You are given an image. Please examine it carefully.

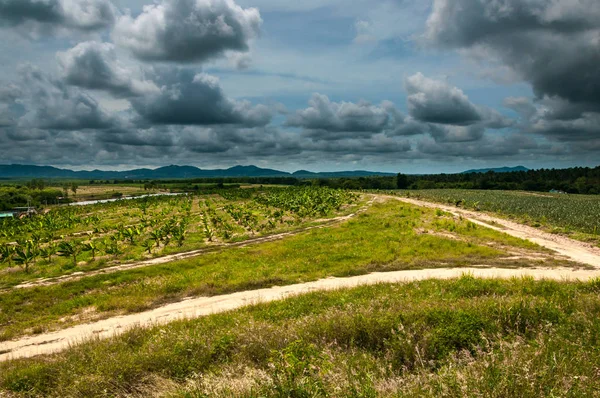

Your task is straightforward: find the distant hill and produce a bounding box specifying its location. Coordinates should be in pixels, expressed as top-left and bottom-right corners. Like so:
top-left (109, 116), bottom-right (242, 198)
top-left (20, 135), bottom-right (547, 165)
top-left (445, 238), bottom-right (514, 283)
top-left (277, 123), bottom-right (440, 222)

top-left (292, 170), bottom-right (395, 178)
top-left (461, 166), bottom-right (529, 174)
top-left (0, 164), bottom-right (394, 180)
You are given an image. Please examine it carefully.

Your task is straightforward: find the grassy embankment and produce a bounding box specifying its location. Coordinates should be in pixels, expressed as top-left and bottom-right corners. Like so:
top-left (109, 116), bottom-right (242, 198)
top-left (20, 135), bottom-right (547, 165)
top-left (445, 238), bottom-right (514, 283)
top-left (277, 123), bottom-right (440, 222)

top-left (2, 276), bottom-right (600, 396)
top-left (0, 200), bottom-right (564, 342)
top-left (395, 189), bottom-right (600, 246)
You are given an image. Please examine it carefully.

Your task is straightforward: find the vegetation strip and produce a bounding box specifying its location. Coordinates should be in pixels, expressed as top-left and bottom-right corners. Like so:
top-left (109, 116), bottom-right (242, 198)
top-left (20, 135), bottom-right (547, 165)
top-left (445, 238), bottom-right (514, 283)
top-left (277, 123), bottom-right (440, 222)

top-left (393, 189), bottom-right (600, 244)
top-left (2, 266), bottom-right (600, 362)
top-left (7, 211), bottom-right (360, 292)
top-left (3, 277), bottom-right (600, 396)
top-left (389, 195), bottom-right (600, 268)
top-left (1, 187), bottom-right (359, 288)
top-left (0, 200), bottom-right (552, 343)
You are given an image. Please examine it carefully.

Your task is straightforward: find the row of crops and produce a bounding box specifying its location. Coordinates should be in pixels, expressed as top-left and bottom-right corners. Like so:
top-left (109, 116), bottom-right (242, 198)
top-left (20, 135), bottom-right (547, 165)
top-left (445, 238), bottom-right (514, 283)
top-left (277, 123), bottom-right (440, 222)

top-left (397, 189), bottom-right (600, 235)
top-left (0, 187), bottom-right (358, 281)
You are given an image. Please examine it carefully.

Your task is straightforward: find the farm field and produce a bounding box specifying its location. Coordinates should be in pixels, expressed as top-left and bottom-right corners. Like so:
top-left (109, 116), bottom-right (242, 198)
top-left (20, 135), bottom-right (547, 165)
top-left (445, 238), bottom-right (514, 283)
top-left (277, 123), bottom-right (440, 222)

top-left (3, 277), bottom-right (600, 397)
top-left (0, 187), bottom-right (597, 398)
top-left (395, 189), bottom-right (600, 246)
top-left (0, 187), bottom-right (358, 288)
top-left (0, 195), bottom-right (570, 342)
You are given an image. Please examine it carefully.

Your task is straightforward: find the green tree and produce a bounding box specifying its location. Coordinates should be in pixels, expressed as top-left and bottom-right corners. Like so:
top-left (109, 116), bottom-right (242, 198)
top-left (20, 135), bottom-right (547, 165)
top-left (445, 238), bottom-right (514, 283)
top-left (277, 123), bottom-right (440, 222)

top-left (397, 173), bottom-right (409, 189)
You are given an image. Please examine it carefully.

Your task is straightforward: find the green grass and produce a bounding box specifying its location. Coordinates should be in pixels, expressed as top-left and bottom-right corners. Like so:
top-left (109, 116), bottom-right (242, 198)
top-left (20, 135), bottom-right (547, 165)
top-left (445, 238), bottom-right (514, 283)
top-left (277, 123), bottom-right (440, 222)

top-left (396, 190), bottom-right (600, 246)
top-left (0, 200), bottom-right (558, 342)
top-left (3, 277), bottom-right (600, 397)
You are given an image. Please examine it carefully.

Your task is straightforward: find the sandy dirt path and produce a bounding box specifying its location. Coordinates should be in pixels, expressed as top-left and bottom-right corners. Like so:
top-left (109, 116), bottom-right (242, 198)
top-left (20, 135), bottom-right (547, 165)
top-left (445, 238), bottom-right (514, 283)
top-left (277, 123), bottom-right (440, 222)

top-left (389, 196), bottom-right (600, 268)
top-left (2, 266), bottom-right (600, 361)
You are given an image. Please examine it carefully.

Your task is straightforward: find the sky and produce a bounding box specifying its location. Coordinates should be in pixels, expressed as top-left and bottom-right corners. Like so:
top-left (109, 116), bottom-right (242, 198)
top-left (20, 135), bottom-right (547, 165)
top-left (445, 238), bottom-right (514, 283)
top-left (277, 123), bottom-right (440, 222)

top-left (0, 0), bottom-right (599, 173)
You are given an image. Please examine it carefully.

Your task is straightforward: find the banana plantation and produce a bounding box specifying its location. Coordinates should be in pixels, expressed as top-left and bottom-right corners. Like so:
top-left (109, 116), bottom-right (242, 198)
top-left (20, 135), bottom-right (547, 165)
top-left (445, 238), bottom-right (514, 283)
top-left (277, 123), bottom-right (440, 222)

top-left (0, 187), bottom-right (358, 286)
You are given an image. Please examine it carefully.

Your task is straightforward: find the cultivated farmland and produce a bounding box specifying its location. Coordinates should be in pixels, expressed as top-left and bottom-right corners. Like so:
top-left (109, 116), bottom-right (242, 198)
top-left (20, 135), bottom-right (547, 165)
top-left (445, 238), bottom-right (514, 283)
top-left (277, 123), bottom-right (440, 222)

top-left (396, 189), bottom-right (600, 244)
top-left (0, 186), bottom-right (599, 398)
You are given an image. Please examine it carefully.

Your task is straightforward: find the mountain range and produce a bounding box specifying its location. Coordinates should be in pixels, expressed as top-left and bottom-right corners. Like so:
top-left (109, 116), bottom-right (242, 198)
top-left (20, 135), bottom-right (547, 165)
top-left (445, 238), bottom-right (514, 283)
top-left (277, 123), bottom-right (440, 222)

top-left (0, 164), bottom-right (397, 180)
top-left (0, 164), bottom-right (532, 180)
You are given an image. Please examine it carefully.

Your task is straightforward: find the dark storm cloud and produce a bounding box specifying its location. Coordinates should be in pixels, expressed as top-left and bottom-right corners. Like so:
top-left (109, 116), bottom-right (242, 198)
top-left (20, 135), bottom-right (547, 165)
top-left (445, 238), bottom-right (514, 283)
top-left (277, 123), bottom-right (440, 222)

top-left (404, 73), bottom-right (513, 130)
top-left (424, 0), bottom-right (600, 113)
top-left (0, 85), bottom-right (21, 127)
top-left (130, 68), bottom-right (272, 127)
top-left (286, 93), bottom-right (391, 134)
top-left (304, 134), bottom-right (411, 155)
top-left (112, 0), bottom-right (261, 63)
top-left (504, 96), bottom-right (600, 143)
top-left (405, 72), bottom-right (482, 125)
top-left (96, 127), bottom-right (175, 147)
top-left (0, 0), bottom-right (117, 35)
top-left (11, 64), bottom-right (115, 131)
top-left (417, 133), bottom-right (538, 158)
top-left (57, 41), bottom-right (158, 97)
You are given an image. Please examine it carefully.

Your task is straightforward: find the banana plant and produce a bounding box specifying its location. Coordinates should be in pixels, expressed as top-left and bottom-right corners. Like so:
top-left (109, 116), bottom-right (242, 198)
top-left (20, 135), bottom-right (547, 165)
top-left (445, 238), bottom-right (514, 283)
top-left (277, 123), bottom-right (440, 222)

top-left (122, 227), bottom-right (141, 245)
top-left (103, 237), bottom-right (121, 256)
top-left (57, 241), bottom-right (82, 268)
top-left (40, 243), bottom-right (57, 262)
top-left (14, 240), bottom-right (40, 273)
top-left (149, 230), bottom-right (162, 248)
top-left (81, 241), bottom-right (100, 260)
top-left (0, 244), bottom-right (15, 268)
top-left (173, 225), bottom-right (186, 247)
top-left (141, 239), bottom-right (154, 254)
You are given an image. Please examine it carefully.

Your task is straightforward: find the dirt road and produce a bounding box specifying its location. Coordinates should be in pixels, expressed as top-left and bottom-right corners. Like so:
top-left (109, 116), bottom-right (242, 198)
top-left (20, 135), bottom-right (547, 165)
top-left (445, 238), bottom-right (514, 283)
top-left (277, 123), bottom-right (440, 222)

top-left (2, 266), bottom-right (599, 361)
top-left (389, 196), bottom-right (600, 268)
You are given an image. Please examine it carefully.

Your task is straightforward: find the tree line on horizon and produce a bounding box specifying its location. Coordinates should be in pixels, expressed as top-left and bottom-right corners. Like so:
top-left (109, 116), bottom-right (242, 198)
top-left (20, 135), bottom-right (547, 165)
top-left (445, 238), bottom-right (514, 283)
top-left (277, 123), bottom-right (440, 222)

top-left (1, 166), bottom-right (598, 211)
top-left (317, 166), bottom-right (600, 194)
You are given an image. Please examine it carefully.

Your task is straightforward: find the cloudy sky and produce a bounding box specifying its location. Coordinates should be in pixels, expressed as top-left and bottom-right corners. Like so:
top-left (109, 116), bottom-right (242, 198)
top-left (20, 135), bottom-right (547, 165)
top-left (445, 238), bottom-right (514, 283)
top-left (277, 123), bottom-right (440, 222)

top-left (0, 0), bottom-right (598, 173)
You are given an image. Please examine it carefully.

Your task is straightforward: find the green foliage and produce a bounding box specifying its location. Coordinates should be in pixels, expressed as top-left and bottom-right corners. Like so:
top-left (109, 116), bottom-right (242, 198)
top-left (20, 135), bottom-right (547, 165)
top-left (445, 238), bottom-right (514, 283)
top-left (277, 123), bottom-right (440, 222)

top-left (0, 200), bottom-right (541, 343)
top-left (13, 240), bottom-right (39, 273)
top-left (254, 187), bottom-right (358, 217)
top-left (404, 189), bottom-right (600, 235)
top-left (3, 278), bottom-right (600, 397)
top-left (57, 241), bottom-right (81, 268)
top-left (268, 340), bottom-right (329, 397)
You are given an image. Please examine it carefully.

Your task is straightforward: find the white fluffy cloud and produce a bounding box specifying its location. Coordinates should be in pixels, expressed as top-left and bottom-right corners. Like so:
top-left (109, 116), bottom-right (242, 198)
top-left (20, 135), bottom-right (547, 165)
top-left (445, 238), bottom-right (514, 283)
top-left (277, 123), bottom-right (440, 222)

top-left (112, 0), bottom-right (262, 63)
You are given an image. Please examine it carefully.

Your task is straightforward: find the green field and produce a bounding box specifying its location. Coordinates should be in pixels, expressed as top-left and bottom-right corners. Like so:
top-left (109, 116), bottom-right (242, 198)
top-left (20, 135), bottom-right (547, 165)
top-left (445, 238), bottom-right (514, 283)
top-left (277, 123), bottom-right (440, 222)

top-left (396, 189), bottom-right (600, 244)
top-left (0, 198), bottom-right (564, 342)
top-left (0, 187), bottom-right (594, 397)
top-left (0, 187), bottom-right (358, 288)
top-left (3, 277), bottom-right (600, 397)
